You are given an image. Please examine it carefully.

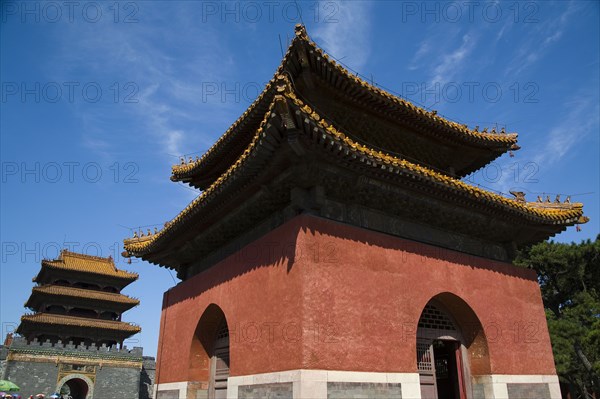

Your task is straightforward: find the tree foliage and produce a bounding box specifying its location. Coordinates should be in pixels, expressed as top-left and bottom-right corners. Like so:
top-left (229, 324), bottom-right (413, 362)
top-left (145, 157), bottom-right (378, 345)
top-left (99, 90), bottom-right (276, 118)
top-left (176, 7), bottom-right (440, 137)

top-left (515, 235), bottom-right (600, 396)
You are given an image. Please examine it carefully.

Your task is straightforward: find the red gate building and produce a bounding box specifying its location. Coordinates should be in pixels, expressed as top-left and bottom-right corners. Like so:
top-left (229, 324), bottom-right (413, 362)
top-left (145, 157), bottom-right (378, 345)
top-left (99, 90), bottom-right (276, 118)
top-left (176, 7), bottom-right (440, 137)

top-left (123, 25), bottom-right (588, 399)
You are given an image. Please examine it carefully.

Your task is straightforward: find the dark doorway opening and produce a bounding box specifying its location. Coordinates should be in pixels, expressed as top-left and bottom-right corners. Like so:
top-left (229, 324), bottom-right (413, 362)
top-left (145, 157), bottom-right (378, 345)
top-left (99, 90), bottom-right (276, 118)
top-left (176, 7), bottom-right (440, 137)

top-left (60, 377), bottom-right (89, 399)
top-left (211, 319), bottom-right (230, 399)
top-left (417, 295), bottom-right (490, 399)
top-left (433, 340), bottom-right (464, 399)
top-left (189, 304), bottom-right (231, 399)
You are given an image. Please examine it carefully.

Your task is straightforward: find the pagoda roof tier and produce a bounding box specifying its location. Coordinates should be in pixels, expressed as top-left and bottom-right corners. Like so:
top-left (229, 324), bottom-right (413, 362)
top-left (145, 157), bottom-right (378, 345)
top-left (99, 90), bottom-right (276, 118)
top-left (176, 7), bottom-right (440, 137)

top-left (171, 24), bottom-right (518, 190)
top-left (124, 83), bottom-right (587, 273)
top-left (34, 250), bottom-right (138, 287)
top-left (17, 313), bottom-right (141, 339)
top-left (25, 284), bottom-right (139, 312)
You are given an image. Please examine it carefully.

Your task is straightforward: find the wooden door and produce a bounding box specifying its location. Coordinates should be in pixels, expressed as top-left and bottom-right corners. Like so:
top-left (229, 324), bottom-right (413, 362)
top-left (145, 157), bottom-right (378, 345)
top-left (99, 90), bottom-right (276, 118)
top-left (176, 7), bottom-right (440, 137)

top-left (418, 338), bottom-right (437, 399)
top-left (210, 321), bottom-right (230, 399)
top-left (454, 342), bottom-right (467, 399)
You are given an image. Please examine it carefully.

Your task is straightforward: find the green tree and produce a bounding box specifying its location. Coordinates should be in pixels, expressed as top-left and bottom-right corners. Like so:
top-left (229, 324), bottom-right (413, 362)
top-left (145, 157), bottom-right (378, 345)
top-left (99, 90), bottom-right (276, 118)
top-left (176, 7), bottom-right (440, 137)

top-left (515, 235), bottom-right (600, 397)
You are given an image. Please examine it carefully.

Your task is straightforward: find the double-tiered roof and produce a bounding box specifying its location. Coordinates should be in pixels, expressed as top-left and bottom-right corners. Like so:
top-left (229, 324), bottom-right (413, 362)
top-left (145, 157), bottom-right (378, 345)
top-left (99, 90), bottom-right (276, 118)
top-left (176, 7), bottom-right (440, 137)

top-left (34, 249), bottom-right (138, 289)
top-left (124, 25), bottom-right (587, 277)
top-left (18, 250), bottom-right (140, 346)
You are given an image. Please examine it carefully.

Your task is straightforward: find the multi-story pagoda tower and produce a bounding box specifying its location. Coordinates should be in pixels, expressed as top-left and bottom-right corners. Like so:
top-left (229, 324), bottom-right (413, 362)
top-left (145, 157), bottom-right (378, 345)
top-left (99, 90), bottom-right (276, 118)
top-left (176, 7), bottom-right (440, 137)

top-left (17, 250), bottom-right (140, 347)
top-left (124, 25), bottom-right (588, 399)
top-left (1, 250), bottom-right (152, 398)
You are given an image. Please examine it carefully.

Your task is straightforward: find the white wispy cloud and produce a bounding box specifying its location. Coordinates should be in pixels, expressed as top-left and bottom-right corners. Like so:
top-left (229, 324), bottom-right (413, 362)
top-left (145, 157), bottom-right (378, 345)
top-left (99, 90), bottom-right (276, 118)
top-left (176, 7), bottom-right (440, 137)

top-left (406, 23), bottom-right (477, 89)
top-left (408, 40), bottom-right (432, 71)
top-left (495, 21), bottom-right (511, 42)
top-left (504, 1), bottom-right (578, 76)
top-left (48, 4), bottom-right (234, 161)
top-left (481, 89), bottom-right (599, 195)
top-left (430, 33), bottom-right (477, 85)
top-left (165, 130), bottom-right (184, 157)
top-left (312, 1), bottom-right (372, 71)
top-left (533, 93), bottom-right (599, 166)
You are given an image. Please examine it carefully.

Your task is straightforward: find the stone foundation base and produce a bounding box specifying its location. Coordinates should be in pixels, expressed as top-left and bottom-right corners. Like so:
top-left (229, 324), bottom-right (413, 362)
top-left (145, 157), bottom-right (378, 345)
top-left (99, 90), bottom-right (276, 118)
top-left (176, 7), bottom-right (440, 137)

top-left (228, 370), bottom-right (420, 398)
top-left (472, 374), bottom-right (561, 399)
top-left (155, 370), bottom-right (561, 399)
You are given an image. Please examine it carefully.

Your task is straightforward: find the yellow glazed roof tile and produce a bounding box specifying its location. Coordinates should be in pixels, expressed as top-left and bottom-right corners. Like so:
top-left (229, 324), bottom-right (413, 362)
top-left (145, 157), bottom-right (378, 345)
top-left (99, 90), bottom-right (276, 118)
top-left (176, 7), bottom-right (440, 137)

top-left (292, 24), bottom-right (516, 145)
top-left (124, 84), bottom-right (585, 256)
top-left (41, 250), bottom-right (138, 280)
top-left (171, 24), bottom-right (517, 183)
top-left (21, 313), bottom-right (141, 333)
top-left (30, 285), bottom-right (139, 305)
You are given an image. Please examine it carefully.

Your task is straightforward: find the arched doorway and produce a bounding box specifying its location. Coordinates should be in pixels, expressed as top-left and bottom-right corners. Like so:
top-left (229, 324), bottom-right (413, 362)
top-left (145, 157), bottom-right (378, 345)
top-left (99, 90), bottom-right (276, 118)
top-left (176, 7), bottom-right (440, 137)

top-left (416, 293), bottom-right (490, 399)
top-left (188, 304), bottom-right (230, 399)
top-left (59, 377), bottom-right (89, 399)
top-left (56, 374), bottom-right (94, 399)
top-left (210, 319), bottom-right (230, 399)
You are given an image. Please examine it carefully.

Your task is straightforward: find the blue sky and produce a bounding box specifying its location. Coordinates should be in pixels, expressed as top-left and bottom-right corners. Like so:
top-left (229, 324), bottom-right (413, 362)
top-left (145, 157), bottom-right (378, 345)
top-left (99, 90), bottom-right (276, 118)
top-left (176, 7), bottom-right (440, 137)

top-left (1, 1), bottom-right (598, 357)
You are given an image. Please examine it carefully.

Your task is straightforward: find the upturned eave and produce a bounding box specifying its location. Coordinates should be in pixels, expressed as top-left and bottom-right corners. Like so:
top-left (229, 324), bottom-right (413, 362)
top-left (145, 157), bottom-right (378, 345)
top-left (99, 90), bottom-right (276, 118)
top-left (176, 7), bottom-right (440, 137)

top-left (170, 24), bottom-right (518, 189)
top-left (124, 82), bottom-right (586, 268)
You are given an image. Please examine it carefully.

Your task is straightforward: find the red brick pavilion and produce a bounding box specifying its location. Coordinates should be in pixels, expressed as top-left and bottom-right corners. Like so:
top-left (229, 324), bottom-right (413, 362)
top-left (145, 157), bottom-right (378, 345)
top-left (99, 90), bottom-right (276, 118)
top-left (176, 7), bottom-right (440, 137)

top-left (123, 25), bottom-right (588, 399)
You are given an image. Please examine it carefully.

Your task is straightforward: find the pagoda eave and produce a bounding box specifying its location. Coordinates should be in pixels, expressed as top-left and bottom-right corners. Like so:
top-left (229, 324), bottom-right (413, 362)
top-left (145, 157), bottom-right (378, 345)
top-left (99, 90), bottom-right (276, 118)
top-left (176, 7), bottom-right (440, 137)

top-left (25, 286), bottom-right (139, 313)
top-left (38, 251), bottom-right (138, 281)
top-left (170, 25), bottom-right (518, 190)
top-left (124, 93), bottom-right (584, 275)
top-left (17, 314), bottom-right (140, 339)
top-left (34, 267), bottom-right (137, 289)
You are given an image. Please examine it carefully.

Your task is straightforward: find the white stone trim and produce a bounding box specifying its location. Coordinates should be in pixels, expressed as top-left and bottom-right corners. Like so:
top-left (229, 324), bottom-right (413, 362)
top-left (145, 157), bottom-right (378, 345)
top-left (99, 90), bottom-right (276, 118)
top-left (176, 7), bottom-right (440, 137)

top-left (473, 374), bottom-right (561, 399)
top-left (154, 381), bottom-right (189, 399)
top-left (158, 372), bottom-right (560, 398)
top-left (227, 369), bottom-right (421, 399)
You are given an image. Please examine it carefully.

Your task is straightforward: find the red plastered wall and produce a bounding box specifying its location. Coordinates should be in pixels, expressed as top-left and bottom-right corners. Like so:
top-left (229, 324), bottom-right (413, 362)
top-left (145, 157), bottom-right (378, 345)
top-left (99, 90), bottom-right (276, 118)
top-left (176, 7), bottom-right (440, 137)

top-left (154, 215), bottom-right (556, 383)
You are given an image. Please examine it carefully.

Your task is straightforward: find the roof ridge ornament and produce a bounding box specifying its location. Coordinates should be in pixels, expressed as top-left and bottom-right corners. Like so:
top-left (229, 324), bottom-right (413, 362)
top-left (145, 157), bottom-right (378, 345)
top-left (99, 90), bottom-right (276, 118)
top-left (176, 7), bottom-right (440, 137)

top-left (295, 23), bottom-right (308, 39)
top-left (275, 74), bottom-right (293, 94)
top-left (274, 95), bottom-right (296, 130)
top-left (509, 191), bottom-right (526, 203)
top-left (58, 249), bottom-right (114, 264)
top-left (528, 193), bottom-right (586, 213)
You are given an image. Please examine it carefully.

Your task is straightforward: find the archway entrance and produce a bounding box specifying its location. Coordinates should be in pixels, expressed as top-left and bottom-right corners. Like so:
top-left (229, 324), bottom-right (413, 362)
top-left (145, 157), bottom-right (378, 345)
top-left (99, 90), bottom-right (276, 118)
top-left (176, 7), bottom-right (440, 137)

top-left (210, 319), bottom-right (230, 399)
top-left (59, 377), bottom-right (89, 399)
top-left (188, 304), bottom-right (230, 399)
top-left (432, 339), bottom-right (464, 399)
top-left (417, 295), bottom-right (489, 399)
